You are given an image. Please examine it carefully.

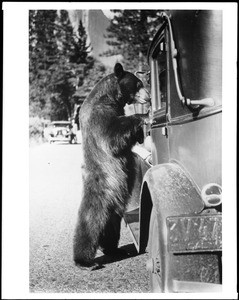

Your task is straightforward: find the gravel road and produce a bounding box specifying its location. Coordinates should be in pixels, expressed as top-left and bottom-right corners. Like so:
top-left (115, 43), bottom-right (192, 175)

top-left (29, 142), bottom-right (150, 293)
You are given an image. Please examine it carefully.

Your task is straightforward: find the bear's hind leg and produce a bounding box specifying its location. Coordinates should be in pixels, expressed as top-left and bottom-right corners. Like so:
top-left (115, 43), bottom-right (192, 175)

top-left (73, 203), bottom-right (105, 269)
top-left (73, 221), bottom-right (97, 268)
top-left (99, 211), bottom-right (121, 255)
top-left (99, 212), bottom-right (129, 257)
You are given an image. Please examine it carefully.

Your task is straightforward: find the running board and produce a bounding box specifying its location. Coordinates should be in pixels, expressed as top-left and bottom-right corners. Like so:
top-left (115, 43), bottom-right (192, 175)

top-left (123, 208), bottom-right (140, 252)
top-left (172, 280), bottom-right (222, 293)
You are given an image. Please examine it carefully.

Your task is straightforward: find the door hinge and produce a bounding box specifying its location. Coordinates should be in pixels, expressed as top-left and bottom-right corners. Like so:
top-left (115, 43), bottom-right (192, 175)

top-left (162, 126), bottom-right (168, 137)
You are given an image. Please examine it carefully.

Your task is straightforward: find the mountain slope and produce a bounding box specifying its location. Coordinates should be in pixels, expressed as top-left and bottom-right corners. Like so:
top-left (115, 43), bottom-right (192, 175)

top-left (69, 9), bottom-right (122, 68)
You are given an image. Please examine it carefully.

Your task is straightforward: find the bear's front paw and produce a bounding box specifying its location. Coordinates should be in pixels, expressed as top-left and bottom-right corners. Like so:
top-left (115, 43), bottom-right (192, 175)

top-left (135, 126), bottom-right (144, 144)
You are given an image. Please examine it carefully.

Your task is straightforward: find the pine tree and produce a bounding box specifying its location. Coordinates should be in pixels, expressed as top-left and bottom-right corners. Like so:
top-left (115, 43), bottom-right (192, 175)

top-left (50, 10), bottom-right (93, 119)
top-left (29, 10), bottom-right (58, 119)
top-left (104, 10), bottom-right (162, 71)
top-left (30, 10), bottom-right (58, 70)
top-left (29, 10), bottom-right (93, 121)
top-left (71, 20), bottom-right (90, 64)
top-left (55, 10), bottom-right (75, 59)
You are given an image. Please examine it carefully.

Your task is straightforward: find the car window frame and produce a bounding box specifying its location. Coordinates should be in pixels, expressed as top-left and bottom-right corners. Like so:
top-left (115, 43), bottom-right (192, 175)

top-left (150, 26), bottom-right (169, 127)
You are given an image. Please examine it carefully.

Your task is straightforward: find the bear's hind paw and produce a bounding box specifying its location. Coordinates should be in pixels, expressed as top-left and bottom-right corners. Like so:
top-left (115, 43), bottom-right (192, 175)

top-left (75, 261), bottom-right (104, 271)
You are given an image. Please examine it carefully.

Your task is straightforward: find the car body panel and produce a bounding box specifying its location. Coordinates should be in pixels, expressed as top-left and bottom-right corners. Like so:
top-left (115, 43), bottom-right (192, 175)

top-left (168, 113), bottom-right (222, 189)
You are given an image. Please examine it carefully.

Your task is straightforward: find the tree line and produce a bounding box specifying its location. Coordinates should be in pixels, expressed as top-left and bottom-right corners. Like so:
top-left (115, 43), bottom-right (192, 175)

top-left (29, 9), bottom-right (162, 122)
top-left (103, 10), bottom-right (163, 72)
top-left (29, 10), bottom-right (103, 122)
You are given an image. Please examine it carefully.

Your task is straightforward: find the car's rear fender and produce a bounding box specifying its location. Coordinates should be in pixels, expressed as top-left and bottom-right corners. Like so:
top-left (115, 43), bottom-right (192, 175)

top-left (138, 162), bottom-right (205, 253)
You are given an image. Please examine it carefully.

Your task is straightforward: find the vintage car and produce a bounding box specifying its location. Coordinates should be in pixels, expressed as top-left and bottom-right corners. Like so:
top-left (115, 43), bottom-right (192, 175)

top-left (124, 10), bottom-right (222, 293)
top-left (44, 121), bottom-right (76, 144)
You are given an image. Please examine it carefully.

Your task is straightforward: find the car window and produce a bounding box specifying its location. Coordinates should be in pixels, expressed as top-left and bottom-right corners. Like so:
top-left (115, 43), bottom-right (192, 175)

top-left (156, 38), bottom-right (167, 108)
top-left (150, 30), bottom-right (167, 113)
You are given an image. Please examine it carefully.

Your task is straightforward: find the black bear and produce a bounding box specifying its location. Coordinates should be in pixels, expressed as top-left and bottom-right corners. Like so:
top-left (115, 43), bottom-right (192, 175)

top-left (73, 63), bottom-right (150, 269)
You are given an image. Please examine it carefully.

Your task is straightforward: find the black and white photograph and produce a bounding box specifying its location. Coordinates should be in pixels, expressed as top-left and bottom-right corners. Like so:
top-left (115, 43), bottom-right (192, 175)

top-left (2, 2), bottom-right (237, 299)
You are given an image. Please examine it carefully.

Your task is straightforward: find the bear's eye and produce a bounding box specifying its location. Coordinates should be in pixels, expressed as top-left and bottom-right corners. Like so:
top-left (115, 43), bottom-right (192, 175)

top-left (137, 81), bottom-right (143, 89)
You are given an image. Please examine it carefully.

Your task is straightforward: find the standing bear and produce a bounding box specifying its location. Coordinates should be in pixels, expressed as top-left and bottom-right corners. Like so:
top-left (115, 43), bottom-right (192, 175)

top-left (73, 63), bottom-right (150, 269)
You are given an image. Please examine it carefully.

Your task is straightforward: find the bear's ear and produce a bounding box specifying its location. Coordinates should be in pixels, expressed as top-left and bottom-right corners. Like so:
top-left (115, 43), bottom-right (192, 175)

top-left (114, 63), bottom-right (125, 79)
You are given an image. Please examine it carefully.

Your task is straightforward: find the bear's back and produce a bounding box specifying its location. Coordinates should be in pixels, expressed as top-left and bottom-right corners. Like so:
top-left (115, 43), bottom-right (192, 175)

top-left (79, 73), bottom-right (121, 127)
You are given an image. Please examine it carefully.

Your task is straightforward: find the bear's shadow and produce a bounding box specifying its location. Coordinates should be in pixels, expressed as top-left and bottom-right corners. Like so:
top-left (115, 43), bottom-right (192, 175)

top-left (94, 243), bottom-right (142, 267)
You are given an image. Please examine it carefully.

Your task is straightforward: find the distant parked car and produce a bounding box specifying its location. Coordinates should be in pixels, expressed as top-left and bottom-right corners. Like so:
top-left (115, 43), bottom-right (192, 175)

top-left (44, 121), bottom-right (76, 144)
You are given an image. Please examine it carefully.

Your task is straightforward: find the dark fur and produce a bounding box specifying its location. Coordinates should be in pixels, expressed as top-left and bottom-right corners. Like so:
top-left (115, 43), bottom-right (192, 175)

top-left (73, 63), bottom-right (144, 268)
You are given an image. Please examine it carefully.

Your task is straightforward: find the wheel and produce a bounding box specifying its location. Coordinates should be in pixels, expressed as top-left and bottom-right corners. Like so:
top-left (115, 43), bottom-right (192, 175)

top-left (146, 209), bottom-right (164, 292)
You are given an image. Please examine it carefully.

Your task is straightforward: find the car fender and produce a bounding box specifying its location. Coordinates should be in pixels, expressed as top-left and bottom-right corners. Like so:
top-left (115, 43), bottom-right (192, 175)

top-left (138, 162), bottom-right (205, 253)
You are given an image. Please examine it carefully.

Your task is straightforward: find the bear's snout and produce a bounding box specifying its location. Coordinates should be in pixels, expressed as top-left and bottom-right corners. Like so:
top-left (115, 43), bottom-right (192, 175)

top-left (134, 88), bottom-right (151, 104)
